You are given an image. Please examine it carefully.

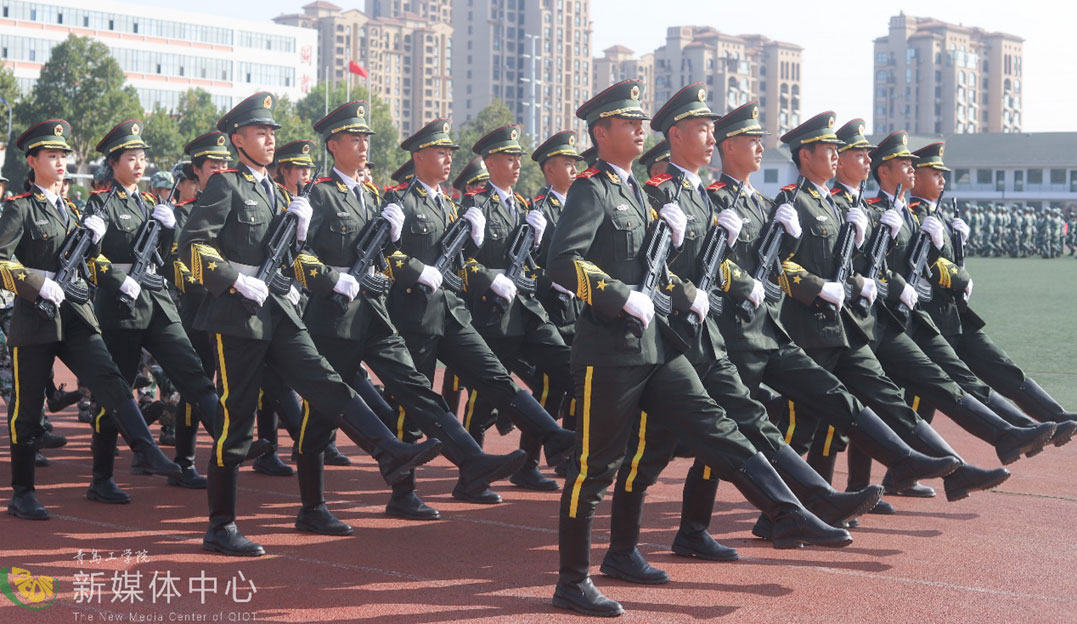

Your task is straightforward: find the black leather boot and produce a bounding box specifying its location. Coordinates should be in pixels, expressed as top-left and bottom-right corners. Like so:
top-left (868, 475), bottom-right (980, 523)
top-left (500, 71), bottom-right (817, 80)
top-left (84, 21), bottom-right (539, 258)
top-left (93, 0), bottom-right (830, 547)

top-left (8, 443), bottom-right (49, 520)
top-left (770, 446), bottom-right (882, 527)
top-left (846, 408), bottom-right (959, 491)
top-left (252, 406), bottom-right (294, 477)
top-left (984, 390), bottom-right (1073, 450)
top-left (441, 370), bottom-right (463, 416)
top-left (599, 489), bottom-right (669, 584)
top-left (905, 420), bottom-right (1011, 502)
top-left (846, 444), bottom-right (895, 515)
top-left (423, 410), bottom-right (527, 499)
top-left (112, 399), bottom-right (182, 478)
top-left (295, 451), bottom-right (353, 535)
top-left (671, 469), bottom-right (738, 561)
top-left (323, 438), bottom-right (352, 466)
top-left (944, 395), bottom-right (1054, 465)
top-left (336, 397), bottom-right (442, 486)
top-left (510, 432), bottom-right (559, 491)
top-left (202, 462), bottom-right (264, 556)
top-left (86, 429), bottom-right (130, 504)
top-left (168, 399), bottom-right (208, 489)
top-left (1012, 378), bottom-right (1077, 425)
top-left (386, 470), bottom-right (440, 520)
top-left (46, 383), bottom-right (83, 413)
top-left (504, 390), bottom-right (574, 467)
top-left (552, 514), bottom-right (624, 617)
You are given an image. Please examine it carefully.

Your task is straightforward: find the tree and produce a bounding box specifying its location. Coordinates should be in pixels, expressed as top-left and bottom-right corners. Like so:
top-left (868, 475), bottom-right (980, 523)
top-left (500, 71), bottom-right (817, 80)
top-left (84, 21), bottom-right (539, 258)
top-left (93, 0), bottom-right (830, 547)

top-left (452, 100), bottom-right (544, 197)
top-left (17, 34), bottom-right (143, 174)
top-left (0, 66), bottom-right (26, 188)
top-left (175, 88), bottom-right (225, 141)
top-left (141, 105), bottom-right (183, 171)
top-left (631, 133), bottom-right (663, 185)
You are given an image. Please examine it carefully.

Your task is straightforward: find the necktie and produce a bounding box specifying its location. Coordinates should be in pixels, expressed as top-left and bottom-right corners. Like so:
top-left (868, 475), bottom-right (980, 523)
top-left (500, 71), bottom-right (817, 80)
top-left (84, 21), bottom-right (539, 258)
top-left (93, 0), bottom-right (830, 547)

top-left (826, 194), bottom-right (842, 222)
top-left (55, 198), bottom-right (69, 228)
top-left (261, 178), bottom-right (276, 212)
top-left (434, 193), bottom-right (449, 226)
top-left (353, 185), bottom-right (367, 218)
top-left (133, 191), bottom-right (147, 219)
top-left (627, 176), bottom-right (644, 211)
top-left (697, 183), bottom-right (714, 214)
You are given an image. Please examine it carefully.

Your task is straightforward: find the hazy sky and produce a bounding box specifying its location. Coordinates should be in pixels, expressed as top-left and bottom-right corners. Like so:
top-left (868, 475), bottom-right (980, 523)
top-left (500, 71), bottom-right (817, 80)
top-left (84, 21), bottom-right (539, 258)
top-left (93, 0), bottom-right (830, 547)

top-left (168, 0), bottom-right (1074, 132)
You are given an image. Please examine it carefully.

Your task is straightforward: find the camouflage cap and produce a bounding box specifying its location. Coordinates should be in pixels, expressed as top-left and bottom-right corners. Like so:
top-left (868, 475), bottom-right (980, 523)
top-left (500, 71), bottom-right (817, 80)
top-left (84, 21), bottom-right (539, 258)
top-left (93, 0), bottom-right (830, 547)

top-left (650, 83), bottom-right (720, 135)
top-left (913, 142), bottom-right (951, 172)
top-left (96, 119), bottom-right (150, 156)
top-left (400, 118), bottom-right (459, 153)
top-left (16, 119), bottom-right (74, 153)
top-left (217, 91), bottom-right (281, 133)
top-left (150, 170), bottom-right (174, 189)
top-left (576, 79), bottom-right (649, 126)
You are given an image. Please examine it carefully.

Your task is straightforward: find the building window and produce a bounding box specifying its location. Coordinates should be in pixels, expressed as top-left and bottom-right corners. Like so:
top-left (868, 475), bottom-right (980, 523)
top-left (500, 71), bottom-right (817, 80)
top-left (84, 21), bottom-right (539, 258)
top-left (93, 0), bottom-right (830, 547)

top-left (976, 169), bottom-right (991, 185)
top-left (1027, 169), bottom-right (1043, 185)
top-left (1049, 169), bottom-right (1065, 185)
top-left (1013, 170), bottom-right (1024, 192)
top-left (953, 169), bottom-right (970, 185)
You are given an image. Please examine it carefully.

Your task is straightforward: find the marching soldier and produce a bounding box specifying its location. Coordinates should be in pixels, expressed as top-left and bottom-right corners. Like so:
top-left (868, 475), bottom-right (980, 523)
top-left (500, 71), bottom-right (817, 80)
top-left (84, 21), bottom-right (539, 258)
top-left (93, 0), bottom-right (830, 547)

top-left (178, 92), bottom-right (442, 556)
top-left (390, 159), bottom-right (415, 187)
top-left (149, 171), bottom-right (174, 205)
top-left (639, 139), bottom-right (670, 180)
top-left (1, 119), bottom-right (182, 520)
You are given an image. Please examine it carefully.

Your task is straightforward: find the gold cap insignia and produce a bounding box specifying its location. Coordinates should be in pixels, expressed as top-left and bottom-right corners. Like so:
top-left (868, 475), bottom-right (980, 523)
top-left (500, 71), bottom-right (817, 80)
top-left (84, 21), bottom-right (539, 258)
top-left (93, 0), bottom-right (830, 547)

top-left (301, 144), bottom-right (311, 154)
top-left (510, 128), bottom-right (519, 141)
top-left (131, 123), bottom-right (140, 135)
top-left (827, 116), bottom-right (835, 129)
top-left (697, 88), bottom-right (706, 102)
top-left (54, 124), bottom-right (64, 136)
top-left (568, 134), bottom-right (576, 146)
top-left (858, 124), bottom-right (865, 135)
top-left (358, 105), bottom-right (365, 118)
top-left (938, 145), bottom-right (944, 157)
top-left (751, 106), bottom-right (759, 120)
top-left (630, 85), bottom-right (641, 100)
top-left (217, 135), bottom-right (227, 146)
top-left (263, 95), bottom-right (273, 109)
top-left (442, 121), bottom-right (450, 133)
top-left (901, 134), bottom-right (908, 146)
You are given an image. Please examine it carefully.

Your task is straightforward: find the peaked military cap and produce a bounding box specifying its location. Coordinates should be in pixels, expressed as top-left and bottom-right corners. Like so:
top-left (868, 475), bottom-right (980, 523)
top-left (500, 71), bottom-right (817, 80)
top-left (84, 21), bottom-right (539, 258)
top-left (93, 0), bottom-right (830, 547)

top-left (836, 119), bottom-right (875, 152)
top-left (16, 119), bottom-right (73, 152)
top-left (651, 83), bottom-right (720, 135)
top-left (217, 91), bottom-right (281, 133)
top-left (474, 124), bottom-right (526, 157)
top-left (96, 119), bottom-right (150, 156)
top-left (580, 146), bottom-right (598, 167)
top-left (314, 100), bottom-right (373, 139)
top-left (532, 130), bottom-right (583, 164)
top-left (640, 140), bottom-right (671, 171)
top-left (576, 79), bottom-right (649, 126)
top-left (275, 139), bottom-right (317, 167)
top-left (713, 101), bottom-right (768, 141)
top-left (781, 111), bottom-right (843, 150)
top-left (400, 118), bottom-right (459, 153)
top-left (184, 131), bottom-right (232, 161)
top-left (913, 142), bottom-right (951, 171)
top-left (869, 130), bottom-right (915, 164)
top-left (390, 159), bottom-right (415, 184)
top-left (453, 156), bottom-right (489, 192)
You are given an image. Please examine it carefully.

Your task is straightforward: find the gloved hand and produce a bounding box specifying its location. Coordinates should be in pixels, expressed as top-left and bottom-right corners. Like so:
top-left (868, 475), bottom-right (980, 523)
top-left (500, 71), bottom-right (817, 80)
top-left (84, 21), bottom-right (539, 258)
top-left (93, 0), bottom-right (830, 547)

top-left (660, 203), bottom-right (687, 247)
top-left (845, 206), bottom-right (868, 248)
top-left (716, 208), bottom-right (742, 246)
top-left (690, 287), bottom-right (710, 319)
top-left (774, 203), bottom-right (802, 238)
top-left (965, 279), bottom-right (974, 302)
top-left (286, 284), bottom-right (301, 307)
top-left (951, 218), bottom-right (970, 244)
top-left (152, 204), bottom-right (177, 229)
top-left (287, 197), bottom-right (313, 241)
top-left (417, 264), bottom-right (443, 291)
top-left (84, 215), bottom-right (107, 244)
top-left (747, 278), bottom-right (765, 308)
top-left (552, 282), bottom-right (575, 298)
top-left (880, 209), bottom-right (903, 239)
top-left (333, 273), bottom-right (361, 301)
top-left (39, 277), bottom-right (65, 305)
top-left (899, 282), bottom-right (919, 309)
top-left (490, 274), bottom-right (518, 303)
top-left (819, 281), bottom-right (846, 309)
top-left (463, 206), bottom-right (486, 246)
top-left (622, 290), bottom-right (655, 329)
top-left (119, 276), bottom-right (141, 301)
top-left (233, 274), bottom-right (269, 306)
top-left (525, 210), bottom-right (547, 247)
top-left (921, 215), bottom-right (945, 249)
top-left (860, 278), bottom-right (878, 307)
top-left (382, 203), bottom-right (405, 242)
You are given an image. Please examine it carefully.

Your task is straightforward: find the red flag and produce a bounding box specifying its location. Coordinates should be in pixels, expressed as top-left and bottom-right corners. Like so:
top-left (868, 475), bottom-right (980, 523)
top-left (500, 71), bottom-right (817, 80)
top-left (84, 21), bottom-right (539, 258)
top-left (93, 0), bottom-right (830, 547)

top-left (348, 61), bottom-right (368, 78)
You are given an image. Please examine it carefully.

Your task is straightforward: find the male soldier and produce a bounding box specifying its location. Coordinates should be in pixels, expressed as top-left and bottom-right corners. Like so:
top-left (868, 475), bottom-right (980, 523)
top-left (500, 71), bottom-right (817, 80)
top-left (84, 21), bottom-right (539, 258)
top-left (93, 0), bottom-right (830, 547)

top-left (639, 139), bottom-right (670, 180)
top-left (149, 171), bottom-right (173, 205)
top-left (452, 156), bottom-right (490, 196)
top-left (390, 160), bottom-right (414, 187)
top-left (546, 80), bottom-right (851, 617)
top-left (300, 101), bottom-right (525, 520)
top-left (383, 117), bottom-right (576, 503)
top-left (178, 92), bottom-right (442, 556)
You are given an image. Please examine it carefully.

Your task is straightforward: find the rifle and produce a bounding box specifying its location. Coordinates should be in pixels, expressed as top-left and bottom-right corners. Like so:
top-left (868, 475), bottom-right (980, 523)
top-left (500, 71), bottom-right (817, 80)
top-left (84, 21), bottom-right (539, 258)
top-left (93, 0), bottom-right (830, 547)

top-left (117, 180), bottom-right (181, 317)
top-left (484, 207), bottom-right (541, 323)
top-left (855, 183), bottom-right (901, 316)
top-left (736, 177), bottom-right (803, 321)
top-left (892, 185), bottom-right (938, 323)
top-left (817, 179), bottom-right (866, 321)
top-left (35, 186), bottom-right (119, 320)
top-left (241, 166), bottom-right (320, 314)
top-left (422, 191), bottom-right (486, 295)
top-left (329, 176), bottom-right (419, 312)
top-left (682, 178), bottom-right (745, 336)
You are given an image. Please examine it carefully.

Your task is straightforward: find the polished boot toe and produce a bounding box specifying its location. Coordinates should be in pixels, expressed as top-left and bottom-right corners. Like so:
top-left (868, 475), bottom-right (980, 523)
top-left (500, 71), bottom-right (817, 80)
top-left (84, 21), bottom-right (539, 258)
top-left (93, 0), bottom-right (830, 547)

top-left (378, 438), bottom-right (442, 486)
top-left (600, 549), bottom-right (669, 584)
top-left (8, 492), bottom-right (49, 520)
top-left (671, 530), bottom-right (739, 561)
top-left (386, 491), bottom-right (441, 519)
top-left (997, 423), bottom-right (1055, 464)
top-left (252, 452), bottom-right (295, 477)
top-left (202, 522), bottom-right (265, 557)
top-left (867, 498), bottom-right (896, 514)
top-left (509, 464), bottom-right (560, 491)
top-left (461, 449), bottom-right (528, 491)
top-left (552, 578), bottom-right (624, 617)
top-left (944, 464), bottom-right (1011, 502)
top-left (451, 481), bottom-right (502, 504)
top-left (811, 485), bottom-right (883, 526)
top-left (323, 442), bottom-right (352, 466)
top-left (167, 465), bottom-right (208, 489)
top-left (86, 478), bottom-right (131, 504)
top-left (883, 474), bottom-right (937, 497)
top-left (296, 504), bottom-right (353, 536)
top-left (1049, 421), bottom-right (1076, 447)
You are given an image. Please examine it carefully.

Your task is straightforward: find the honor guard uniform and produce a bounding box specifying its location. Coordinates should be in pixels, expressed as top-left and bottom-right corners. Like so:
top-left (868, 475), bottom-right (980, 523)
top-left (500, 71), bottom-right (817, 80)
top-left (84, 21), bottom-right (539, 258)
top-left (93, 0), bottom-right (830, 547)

top-left (90, 120), bottom-right (225, 491)
top-left (178, 91), bottom-right (442, 556)
top-left (0, 119), bottom-right (182, 520)
top-left (545, 80), bottom-right (851, 617)
top-left (301, 101), bottom-right (524, 519)
top-left (390, 159), bottom-right (415, 187)
top-left (579, 146), bottom-right (598, 168)
top-left (639, 139), bottom-right (670, 180)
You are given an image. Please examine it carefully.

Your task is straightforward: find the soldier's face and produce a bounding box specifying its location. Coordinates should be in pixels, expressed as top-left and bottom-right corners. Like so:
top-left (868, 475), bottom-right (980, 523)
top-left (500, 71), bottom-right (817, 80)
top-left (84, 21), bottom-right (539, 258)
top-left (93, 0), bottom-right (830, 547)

top-left (234, 125), bottom-right (276, 166)
top-left (112, 149), bottom-right (147, 187)
top-left (358, 167), bottom-right (373, 184)
top-left (836, 149), bottom-right (871, 183)
top-left (913, 168), bottom-right (946, 201)
top-left (329, 132), bottom-right (369, 171)
top-left (195, 159), bottom-right (230, 190)
top-left (799, 144), bottom-right (837, 182)
top-left (669, 118), bottom-right (715, 170)
top-left (543, 155), bottom-right (577, 193)
top-left (720, 135), bottom-right (763, 174)
top-left (485, 153), bottom-right (521, 188)
top-left (648, 161), bottom-right (667, 179)
top-left (177, 178), bottom-right (199, 202)
top-left (595, 118), bottom-right (646, 163)
top-left (27, 149), bottom-right (69, 187)
top-left (414, 146), bottom-right (453, 184)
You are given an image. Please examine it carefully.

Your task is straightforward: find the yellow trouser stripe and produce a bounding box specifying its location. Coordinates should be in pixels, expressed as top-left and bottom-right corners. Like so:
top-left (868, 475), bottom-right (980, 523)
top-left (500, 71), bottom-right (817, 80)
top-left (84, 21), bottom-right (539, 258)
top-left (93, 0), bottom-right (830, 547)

top-left (396, 406), bottom-right (406, 441)
top-left (702, 465), bottom-right (712, 481)
top-left (9, 347), bottom-right (19, 443)
top-left (783, 401), bottom-right (796, 444)
top-left (95, 407), bottom-right (107, 433)
top-left (452, 375), bottom-right (459, 392)
top-left (568, 366), bottom-right (593, 519)
top-left (569, 398), bottom-right (577, 417)
top-left (822, 426), bottom-right (836, 456)
top-left (539, 373), bottom-right (550, 408)
top-left (185, 403), bottom-right (193, 428)
top-left (464, 390), bottom-right (478, 431)
top-left (912, 396), bottom-right (921, 412)
top-left (297, 400), bottom-right (311, 454)
top-left (624, 411), bottom-right (647, 493)
top-left (257, 389), bottom-right (264, 411)
top-left (214, 334), bottom-right (231, 467)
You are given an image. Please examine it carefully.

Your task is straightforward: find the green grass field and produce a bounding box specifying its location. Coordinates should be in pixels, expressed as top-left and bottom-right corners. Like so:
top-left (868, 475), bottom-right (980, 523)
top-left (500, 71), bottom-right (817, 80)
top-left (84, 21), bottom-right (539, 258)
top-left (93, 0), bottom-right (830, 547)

top-left (960, 256), bottom-right (1077, 409)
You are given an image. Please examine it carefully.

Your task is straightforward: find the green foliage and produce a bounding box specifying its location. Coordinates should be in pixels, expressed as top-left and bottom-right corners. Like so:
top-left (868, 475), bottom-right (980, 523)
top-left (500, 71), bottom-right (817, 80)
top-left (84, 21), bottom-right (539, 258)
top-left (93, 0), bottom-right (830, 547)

top-left (630, 133), bottom-right (662, 184)
top-left (175, 88), bottom-right (224, 141)
top-left (141, 105), bottom-right (183, 170)
top-left (0, 66), bottom-right (26, 187)
top-left (451, 100), bottom-right (544, 198)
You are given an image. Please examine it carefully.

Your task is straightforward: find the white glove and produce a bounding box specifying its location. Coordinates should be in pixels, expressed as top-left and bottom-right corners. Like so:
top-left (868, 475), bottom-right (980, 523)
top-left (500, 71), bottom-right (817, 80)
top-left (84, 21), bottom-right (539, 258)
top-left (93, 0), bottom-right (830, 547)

top-left (845, 207), bottom-right (868, 248)
top-left (690, 287), bottom-right (710, 319)
top-left (39, 277), bottom-right (65, 305)
top-left (151, 204), bottom-right (176, 229)
top-left (287, 197), bottom-right (313, 241)
top-left (899, 283), bottom-right (919, 309)
top-left (525, 210), bottom-right (547, 247)
top-left (552, 282), bottom-right (575, 298)
top-left (233, 274), bottom-right (269, 306)
top-left (951, 218), bottom-right (970, 244)
top-left (965, 280), bottom-right (974, 302)
top-left (119, 276), bottom-right (141, 301)
top-left (819, 281), bottom-right (845, 309)
top-left (84, 215), bottom-right (107, 244)
top-left (490, 273), bottom-right (518, 303)
top-left (860, 278), bottom-right (878, 307)
top-left (417, 264), bottom-right (443, 291)
top-left (286, 284), bottom-right (301, 307)
top-left (382, 203), bottom-right (405, 243)
top-left (880, 209), bottom-right (903, 239)
top-left (463, 207), bottom-right (486, 246)
top-left (747, 279), bottom-right (765, 309)
top-left (659, 203), bottom-right (687, 247)
top-left (716, 208), bottom-right (742, 246)
top-left (333, 273), bottom-right (361, 301)
top-left (622, 290), bottom-right (655, 329)
top-left (774, 203), bottom-right (802, 238)
top-left (921, 215), bottom-right (945, 249)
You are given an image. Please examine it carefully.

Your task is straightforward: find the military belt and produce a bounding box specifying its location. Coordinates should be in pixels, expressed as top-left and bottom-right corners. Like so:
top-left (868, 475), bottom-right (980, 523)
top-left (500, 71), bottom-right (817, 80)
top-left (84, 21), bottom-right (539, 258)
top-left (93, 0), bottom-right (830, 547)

top-left (232, 262), bottom-right (259, 276)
